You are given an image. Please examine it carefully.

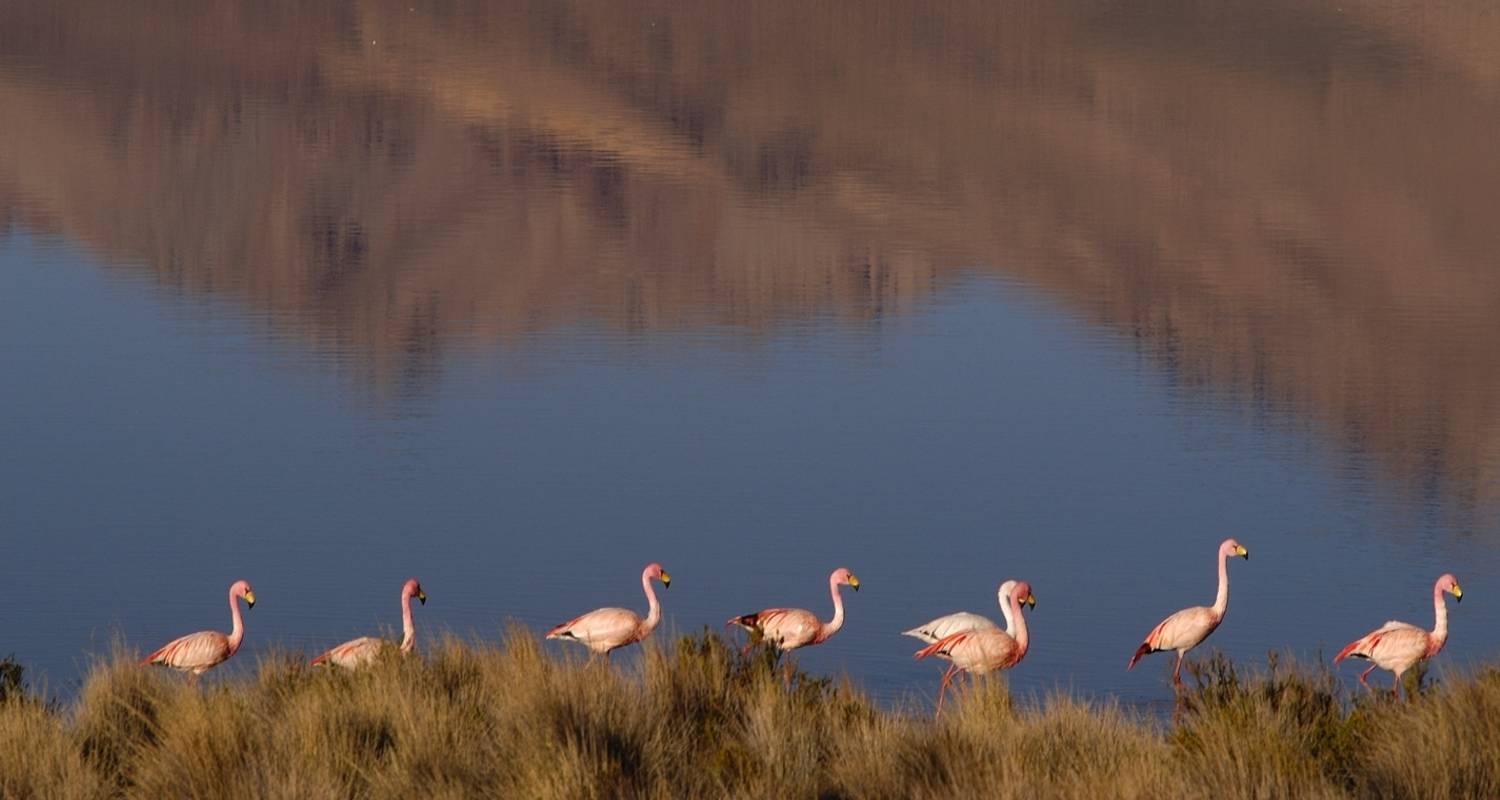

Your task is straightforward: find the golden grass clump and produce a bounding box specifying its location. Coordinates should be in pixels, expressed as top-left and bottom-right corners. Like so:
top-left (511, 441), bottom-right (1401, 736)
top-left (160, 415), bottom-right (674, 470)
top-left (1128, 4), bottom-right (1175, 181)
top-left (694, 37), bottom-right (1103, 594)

top-left (1, 640), bottom-right (1499, 798)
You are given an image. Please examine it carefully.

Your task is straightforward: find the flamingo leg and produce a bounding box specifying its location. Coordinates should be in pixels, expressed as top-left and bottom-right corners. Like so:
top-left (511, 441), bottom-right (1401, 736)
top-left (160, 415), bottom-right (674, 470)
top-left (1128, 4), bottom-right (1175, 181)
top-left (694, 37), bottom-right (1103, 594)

top-left (934, 664), bottom-right (959, 719)
top-left (1172, 651), bottom-right (1186, 688)
top-left (1358, 665), bottom-right (1377, 692)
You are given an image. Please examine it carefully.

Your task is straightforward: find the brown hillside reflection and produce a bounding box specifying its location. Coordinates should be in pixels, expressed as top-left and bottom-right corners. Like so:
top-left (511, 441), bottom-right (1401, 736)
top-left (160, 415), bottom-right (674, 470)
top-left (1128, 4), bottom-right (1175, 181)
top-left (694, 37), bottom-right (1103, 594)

top-left (2, 1), bottom-right (1499, 509)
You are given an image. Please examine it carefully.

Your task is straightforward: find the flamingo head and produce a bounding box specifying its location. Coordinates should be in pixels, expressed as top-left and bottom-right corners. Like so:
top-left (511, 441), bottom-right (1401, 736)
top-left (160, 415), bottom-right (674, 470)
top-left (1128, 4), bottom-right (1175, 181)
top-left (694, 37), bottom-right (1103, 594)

top-left (1220, 538), bottom-right (1249, 561)
top-left (1437, 573), bottom-right (1463, 603)
top-left (832, 567), bottom-right (860, 591)
top-left (1010, 580), bottom-right (1037, 609)
top-left (231, 579), bottom-right (256, 609)
top-left (403, 578), bottom-right (427, 606)
top-left (644, 562), bottom-right (671, 588)
top-left (997, 579), bottom-right (1018, 606)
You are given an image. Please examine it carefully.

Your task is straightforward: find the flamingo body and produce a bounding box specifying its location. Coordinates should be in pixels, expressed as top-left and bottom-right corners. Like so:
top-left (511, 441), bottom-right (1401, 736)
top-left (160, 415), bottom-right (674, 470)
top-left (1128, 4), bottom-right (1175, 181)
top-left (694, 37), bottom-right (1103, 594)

top-left (547, 563), bottom-right (670, 656)
top-left (1127, 538), bottom-right (1247, 687)
top-left (916, 627), bottom-right (1025, 675)
top-left (143, 579), bottom-right (255, 676)
top-left (728, 567), bottom-right (859, 652)
top-left (312, 578), bottom-right (426, 669)
top-left (1335, 574), bottom-right (1462, 695)
top-left (548, 607), bottom-right (650, 654)
top-left (730, 608), bottom-right (824, 650)
top-left (143, 630), bottom-right (236, 675)
top-left (1130, 605), bottom-right (1221, 665)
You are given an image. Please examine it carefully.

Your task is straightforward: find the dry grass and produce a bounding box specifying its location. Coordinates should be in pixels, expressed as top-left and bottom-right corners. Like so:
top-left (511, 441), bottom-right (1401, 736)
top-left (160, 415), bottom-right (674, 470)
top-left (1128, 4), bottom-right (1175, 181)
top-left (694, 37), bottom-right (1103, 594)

top-left (0, 637), bottom-right (1495, 798)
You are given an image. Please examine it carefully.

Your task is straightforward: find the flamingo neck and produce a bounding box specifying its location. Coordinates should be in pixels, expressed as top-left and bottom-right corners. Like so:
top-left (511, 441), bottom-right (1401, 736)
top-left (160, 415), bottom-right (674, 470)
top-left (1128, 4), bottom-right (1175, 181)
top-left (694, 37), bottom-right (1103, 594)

top-left (1009, 591), bottom-right (1029, 657)
top-left (399, 591), bottom-right (416, 653)
top-left (640, 570), bottom-right (662, 635)
top-left (1430, 583), bottom-right (1449, 652)
top-left (1211, 550), bottom-right (1230, 618)
top-left (998, 591), bottom-right (1016, 637)
top-left (819, 576), bottom-right (846, 642)
top-left (227, 588), bottom-right (245, 655)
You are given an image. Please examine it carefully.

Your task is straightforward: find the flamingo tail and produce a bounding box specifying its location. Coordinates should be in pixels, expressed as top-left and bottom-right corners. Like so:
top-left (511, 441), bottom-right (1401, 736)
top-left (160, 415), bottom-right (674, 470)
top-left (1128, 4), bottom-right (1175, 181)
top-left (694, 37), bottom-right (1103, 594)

top-left (310, 653), bottom-right (331, 667)
top-left (1334, 639), bottom-right (1367, 664)
top-left (1127, 642), bottom-right (1153, 671)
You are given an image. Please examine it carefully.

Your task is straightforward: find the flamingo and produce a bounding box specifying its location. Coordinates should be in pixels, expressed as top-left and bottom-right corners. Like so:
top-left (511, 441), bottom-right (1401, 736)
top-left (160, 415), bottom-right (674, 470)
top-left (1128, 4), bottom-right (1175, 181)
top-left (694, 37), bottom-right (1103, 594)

top-left (914, 580), bottom-right (1036, 717)
top-left (546, 563), bottom-right (670, 657)
top-left (1335, 573), bottom-right (1463, 698)
top-left (1127, 538), bottom-right (1249, 688)
top-left (727, 567), bottom-right (860, 654)
top-left (904, 579), bottom-right (1025, 645)
top-left (311, 578), bottom-right (427, 668)
top-left (141, 579), bottom-right (255, 678)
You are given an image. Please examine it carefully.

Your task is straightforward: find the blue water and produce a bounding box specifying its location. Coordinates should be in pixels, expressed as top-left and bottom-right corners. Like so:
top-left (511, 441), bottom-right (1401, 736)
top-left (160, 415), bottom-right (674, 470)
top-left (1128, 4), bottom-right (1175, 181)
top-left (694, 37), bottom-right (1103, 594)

top-left (4, 231), bottom-right (1493, 704)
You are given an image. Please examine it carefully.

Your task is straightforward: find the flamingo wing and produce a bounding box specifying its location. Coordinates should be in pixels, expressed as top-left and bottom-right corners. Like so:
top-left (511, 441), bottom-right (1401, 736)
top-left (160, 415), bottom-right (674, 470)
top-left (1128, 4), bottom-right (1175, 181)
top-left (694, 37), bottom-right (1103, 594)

top-left (142, 630), bottom-right (232, 674)
top-left (547, 607), bottom-right (642, 653)
top-left (312, 636), bottom-right (390, 668)
top-left (903, 612), bottom-right (998, 644)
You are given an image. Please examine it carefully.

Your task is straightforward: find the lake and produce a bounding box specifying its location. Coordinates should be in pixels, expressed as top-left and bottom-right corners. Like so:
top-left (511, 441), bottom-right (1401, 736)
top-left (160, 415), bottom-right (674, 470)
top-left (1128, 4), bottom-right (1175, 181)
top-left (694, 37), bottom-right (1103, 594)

top-left (1, 0), bottom-right (1497, 705)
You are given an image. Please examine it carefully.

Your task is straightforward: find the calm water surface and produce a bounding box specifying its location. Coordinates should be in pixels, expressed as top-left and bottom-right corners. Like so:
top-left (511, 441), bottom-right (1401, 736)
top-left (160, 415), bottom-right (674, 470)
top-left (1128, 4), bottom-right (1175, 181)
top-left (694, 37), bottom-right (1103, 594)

top-left (2, 1), bottom-right (1499, 704)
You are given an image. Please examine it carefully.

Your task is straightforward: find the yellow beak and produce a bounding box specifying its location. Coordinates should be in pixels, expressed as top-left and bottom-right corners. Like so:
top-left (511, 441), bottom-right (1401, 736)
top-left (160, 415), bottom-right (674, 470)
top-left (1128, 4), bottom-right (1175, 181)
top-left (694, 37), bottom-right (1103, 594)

top-left (1236, 545), bottom-right (1249, 559)
top-left (244, 590), bottom-right (256, 608)
top-left (1026, 594), bottom-right (1037, 608)
top-left (418, 591), bottom-right (427, 605)
top-left (660, 572), bottom-right (672, 588)
top-left (1452, 585), bottom-right (1463, 602)
top-left (848, 575), bottom-right (860, 590)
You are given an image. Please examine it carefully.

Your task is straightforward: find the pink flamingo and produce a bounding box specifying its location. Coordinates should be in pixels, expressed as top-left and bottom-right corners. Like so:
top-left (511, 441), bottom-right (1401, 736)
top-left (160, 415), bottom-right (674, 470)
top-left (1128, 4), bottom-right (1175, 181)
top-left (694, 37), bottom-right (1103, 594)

top-left (914, 580), bottom-right (1036, 717)
top-left (1127, 538), bottom-right (1249, 688)
top-left (311, 578), bottom-right (427, 668)
top-left (1335, 573), bottom-right (1463, 698)
top-left (904, 579), bottom-right (1025, 646)
top-left (141, 579), bottom-right (255, 678)
top-left (546, 563), bottom-right (671, 657)
top-left (727, 567), bottom-right (860, 654)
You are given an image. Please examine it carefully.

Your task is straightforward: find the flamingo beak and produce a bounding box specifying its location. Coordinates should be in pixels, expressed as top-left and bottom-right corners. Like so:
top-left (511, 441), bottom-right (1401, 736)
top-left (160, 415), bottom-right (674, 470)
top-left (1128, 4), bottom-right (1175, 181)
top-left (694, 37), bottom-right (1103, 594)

top-left (418, 591), bottom-right (427, 605)
top-left (1452, 585), bottom-right (1463, 602)
top-left (848, 575), bottom-right (860, 591)
top-left (660, 572), bottom-right (672, 588)
top-left (244, 591), bottom-right (256, 608)
top-left (1236, 545), bottom-right (1249, 560)
top-left (1027, 594), bottom-right (1037, 608)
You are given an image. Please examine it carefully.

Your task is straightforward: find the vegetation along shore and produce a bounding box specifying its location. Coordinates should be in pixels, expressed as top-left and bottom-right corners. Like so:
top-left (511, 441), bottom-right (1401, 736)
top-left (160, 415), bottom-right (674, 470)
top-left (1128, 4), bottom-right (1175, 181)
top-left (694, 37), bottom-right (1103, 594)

top-left (1, 631), bottom-right (1497, 799)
